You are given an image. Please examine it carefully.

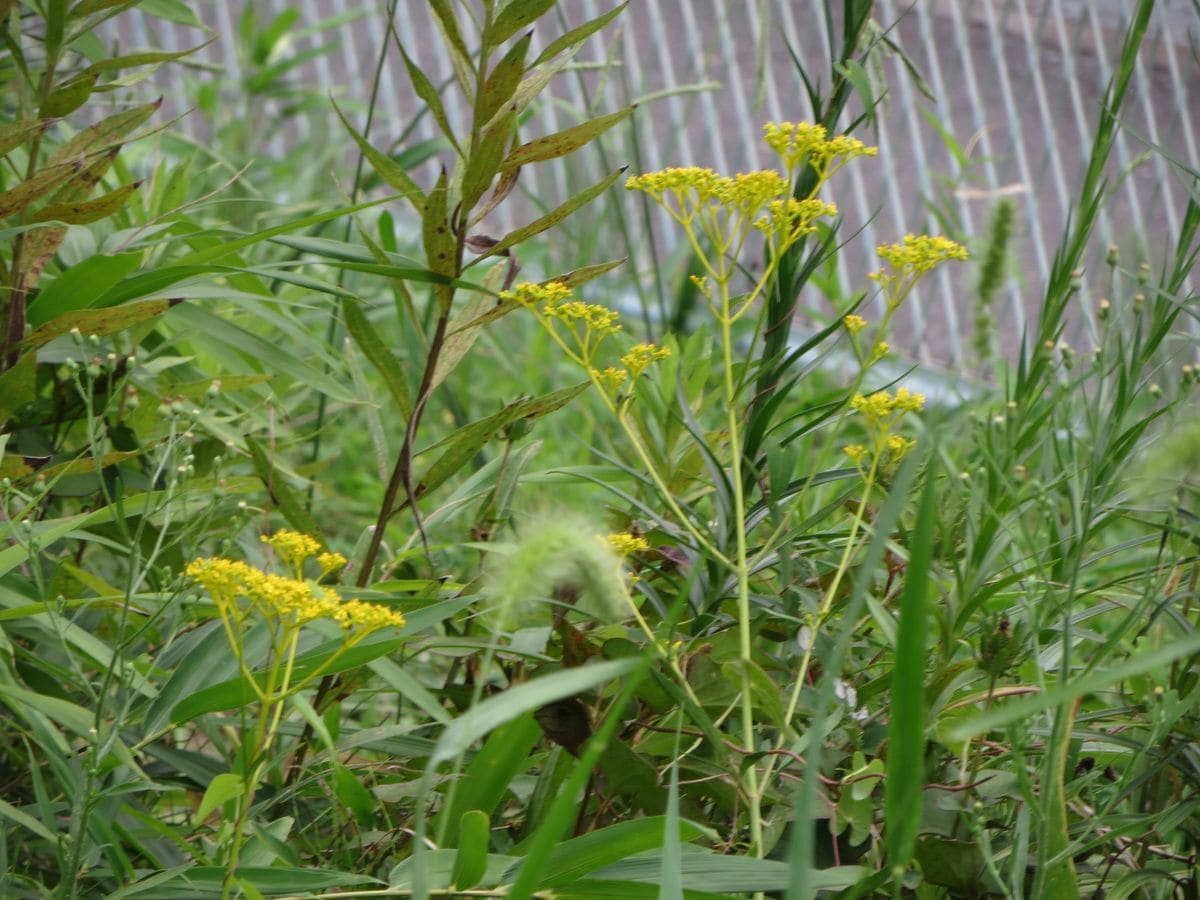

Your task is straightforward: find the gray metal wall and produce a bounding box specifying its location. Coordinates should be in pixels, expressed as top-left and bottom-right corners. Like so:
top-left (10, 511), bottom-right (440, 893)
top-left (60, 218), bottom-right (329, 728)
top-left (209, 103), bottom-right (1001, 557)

top-left (110, 1), bottom-right (1200, 366)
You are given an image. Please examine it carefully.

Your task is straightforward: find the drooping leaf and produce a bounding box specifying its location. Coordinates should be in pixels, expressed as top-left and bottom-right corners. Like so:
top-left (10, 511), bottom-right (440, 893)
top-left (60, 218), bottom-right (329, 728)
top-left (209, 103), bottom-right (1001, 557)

top-left (47, 98), bottom-right (161, 165)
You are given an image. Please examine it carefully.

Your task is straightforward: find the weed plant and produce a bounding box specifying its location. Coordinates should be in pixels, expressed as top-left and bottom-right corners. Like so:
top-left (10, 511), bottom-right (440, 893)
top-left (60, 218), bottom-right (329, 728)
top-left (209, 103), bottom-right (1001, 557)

top-left (0, 1), bottom-right (1197, 899)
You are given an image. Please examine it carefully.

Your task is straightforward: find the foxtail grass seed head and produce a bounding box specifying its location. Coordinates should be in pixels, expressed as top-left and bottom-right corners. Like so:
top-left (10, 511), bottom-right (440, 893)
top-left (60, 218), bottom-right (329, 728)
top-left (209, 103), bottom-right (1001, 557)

top-left (482, 514), bottom-right (633, 629)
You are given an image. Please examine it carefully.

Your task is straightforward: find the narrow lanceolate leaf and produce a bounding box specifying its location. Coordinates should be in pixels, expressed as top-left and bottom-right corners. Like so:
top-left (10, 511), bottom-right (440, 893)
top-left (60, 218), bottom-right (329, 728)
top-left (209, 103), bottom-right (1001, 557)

top-left (83, 42), bottom-right (211, 74)
top-left (21, 299), bottom-right (174, 349)
top-left (47, 97), bottom-right (161, 165)
top-left (0, 161), bottom-right (82, 219)
top-left (400, 44), bottom-right (460, 154)
top-left (245, 436), bottom-right (325, 542)
top-left (333, 100), bottom-right (424, 214)
top-left (39, 72), bottom-right (98, 117)
top-left (488, 0), bottom-right (557, 46)
top-left (462, 107), bottom-right (516, 214)
top-left (533, 2), bottom-right (627, 67)
top-left (501, 106), bottom-right (634, 169)
top-left (32, 181), bottom-right (141, 225)
top-left (417, 382), bottom-right (589, 498)
top-left (429, 261), bottom-right (507, 391)
top-left (341, 299), bottom-right (411, 418)
top-left (1036, 701), bottom-right (1081, 900)
top-left (479, 32), bottom-right (531, 127)
top-left (470, 163), bottom-right (521, 227)
top-left (429, 0), bottom-right (474, 94)
top-left (884, 466), bottom-right (937, 870)
top-left (423, 170), bottom-right (457, 310)
top-left (476, 166), bottom-right (627, 260)
top-left (0, 119), bottom-right (53, 158)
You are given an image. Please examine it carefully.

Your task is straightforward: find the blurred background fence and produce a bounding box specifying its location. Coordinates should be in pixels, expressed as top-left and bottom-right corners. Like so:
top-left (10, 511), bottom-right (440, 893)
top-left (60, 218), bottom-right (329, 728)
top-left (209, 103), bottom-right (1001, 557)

top-left (106, 1), bottom-right (1200, 367)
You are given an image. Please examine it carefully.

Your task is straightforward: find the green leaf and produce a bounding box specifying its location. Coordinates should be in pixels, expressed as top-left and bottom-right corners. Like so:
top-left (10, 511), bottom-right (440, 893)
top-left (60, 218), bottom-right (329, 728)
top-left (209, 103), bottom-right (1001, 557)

top-left (399, 44), bottom-right (460, 154)
top-left (430, 262), bottom-right (507, 391)
top-left (0, 119), bottom-right (52, 158)
top-left (341, 298), bottom-right (411, 418)
top-left (885, 465), bottom-right (937, 869)
top-left (417, 382), bottom-right (589, 498)
top-left (431, 659), bottom-right (639, 766)
top-left (47, 98), bottom-right (161, 166)
top-left (31, 180), bottom-right (142, 225)
top-left (463, 107), bottom-right (516, 214)
top-left (0, 352), bottom-right (36, 424)
top-left (594, 854), bottom-right (868, 893)
top-left (39, 71), bottom-right (98, 117)
top-left (502, 106), bottom-right (634, 169)
top-left (422, 170), bottom-right (457, 313)
top-left (195, 772), bottom-right (243, 824)
top-left (429, 0), bottom-right (474, 95)
top-left (0, 162), bottom-right (82, 219)
top-left (29, 251), bottom-right (142, 326)
top-left (133, 866), bottom-right (377, 894)
top-left (532, 3), bottom-right (627, 67)
top-left (0, 796), bottom-right (56, 844)
top-left (170, 637), bottom-right (406, 724)
top-left (475, 166), bottom-right (626, 260)
top-left (452, 811), bottom-right (491, 889)
top-left (512, 817), bottom-right (701, 889)
top-left (489, 0), bottom-right (556, 46)
top-left (244, 436), bottom-right (325, 542)
top-left (21, 299), bottom-right (173, 350)
top-left (480, 32), bottom-right (531, 127)
top-left (332, 100), bottom-right (424, 215)
top-left (943, 629), bottom-right (1200, 740)
top-left (435, 713), bottom-right (542, 847)
top-left (332, 763), bottom-right (375, 827)
top-left (84, 43), bottom-right (210, 74)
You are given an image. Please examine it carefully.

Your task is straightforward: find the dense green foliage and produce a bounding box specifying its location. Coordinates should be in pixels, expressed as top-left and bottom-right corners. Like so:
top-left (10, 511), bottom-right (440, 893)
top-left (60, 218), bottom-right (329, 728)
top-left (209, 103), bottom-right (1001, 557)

top-left (1, 1), bottom-right (1197, 898)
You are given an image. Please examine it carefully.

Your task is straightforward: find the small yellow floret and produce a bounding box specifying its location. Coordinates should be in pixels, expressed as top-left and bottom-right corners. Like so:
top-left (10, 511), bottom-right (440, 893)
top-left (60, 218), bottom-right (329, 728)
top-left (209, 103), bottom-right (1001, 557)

top-left (621, 342), bottom-right (671, 379)
top-left (844, 314), bottom-right (868, 335)
top-left (606, 532), bottom-right (650, 556)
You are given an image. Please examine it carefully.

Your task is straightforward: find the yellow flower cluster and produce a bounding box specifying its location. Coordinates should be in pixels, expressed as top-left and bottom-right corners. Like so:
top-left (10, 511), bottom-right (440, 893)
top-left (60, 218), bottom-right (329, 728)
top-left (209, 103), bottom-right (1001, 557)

top-left (762, 122), bottom-right (877, 172)
top-left (874, 234), bottom-right (968, 276)
top-left (188, 531), bottom-right (404, 633)
top-left (843, 387), bottom-right (925, 472)
top-left (620, 342), bottom-right (671, 379)
top-left (624, 166), bottom-right (725, 202)
top-left (851, 386), bottom-right (925, 421)
top-left (500, 281), bottom-right (574, 308)
top-left (754, 197), bottom-right (838, 240)
top-left (591, 366), bottom-right (629, 392)
top-left (606, 532), bottom-right (650, 555)
top-left (548, 300), bottom-right (622, 336)
top-left (843, 314), bottom-right (868, 335)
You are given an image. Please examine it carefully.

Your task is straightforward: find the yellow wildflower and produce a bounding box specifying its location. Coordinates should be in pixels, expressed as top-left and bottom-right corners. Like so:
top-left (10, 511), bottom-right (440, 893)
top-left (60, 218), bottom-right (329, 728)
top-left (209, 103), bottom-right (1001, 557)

top-left (875, 234), bottom-right (968, 276)
top-left (843, 444), bottom-right (868, 465)
top-left (317, 551), bottom-right (347, 578)
top-left (625, 166), bottom-right (724, 202)
top-left (843, 314), bottom-right (868, 335)
top-left (262, 530), bottom-right (320, 577)
top-left (591, 366), bottom-right (629, 392)
top-left (500, 281), bottom-right (574, 308)
top-left (754, 197), bottom-right (837, 240)
top-left (621, 342), bottom-right (671, 379)
top-left (606, 532), bottom-right (650, 556)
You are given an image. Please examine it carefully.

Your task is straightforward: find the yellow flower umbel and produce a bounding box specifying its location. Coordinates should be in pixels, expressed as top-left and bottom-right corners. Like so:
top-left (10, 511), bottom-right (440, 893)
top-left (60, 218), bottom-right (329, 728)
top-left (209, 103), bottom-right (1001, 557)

top-left (185, 531), bottom-right (403, 887)
top-left (843, 387), bottom-right (925, 473)
top-left (870, 233), bottom-right (969, 310)
top-left (502, 280), bottom-right (669, 410)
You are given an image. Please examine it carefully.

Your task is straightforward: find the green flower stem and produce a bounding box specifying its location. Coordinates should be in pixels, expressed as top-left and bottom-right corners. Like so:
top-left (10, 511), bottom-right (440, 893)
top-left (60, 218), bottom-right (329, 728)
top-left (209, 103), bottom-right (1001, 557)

top-left (758, 449), bottom-right (881, 796)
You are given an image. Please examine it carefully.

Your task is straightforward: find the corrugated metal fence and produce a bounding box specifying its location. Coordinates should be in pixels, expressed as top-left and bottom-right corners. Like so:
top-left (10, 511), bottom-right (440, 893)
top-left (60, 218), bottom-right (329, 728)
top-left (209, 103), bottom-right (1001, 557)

top-left (111, 1), bottom-right (1199, 367)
